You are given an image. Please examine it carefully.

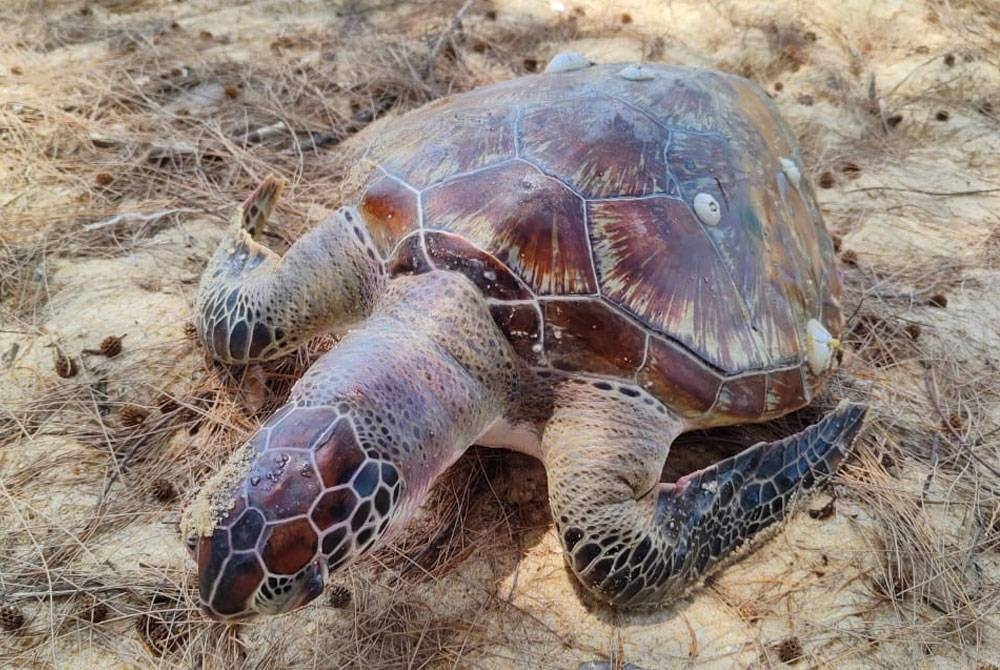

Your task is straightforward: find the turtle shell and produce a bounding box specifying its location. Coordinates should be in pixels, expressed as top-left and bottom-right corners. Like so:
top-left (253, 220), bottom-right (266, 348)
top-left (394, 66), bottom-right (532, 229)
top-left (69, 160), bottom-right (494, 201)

top-left (352, 63), bottom-right (841, 427)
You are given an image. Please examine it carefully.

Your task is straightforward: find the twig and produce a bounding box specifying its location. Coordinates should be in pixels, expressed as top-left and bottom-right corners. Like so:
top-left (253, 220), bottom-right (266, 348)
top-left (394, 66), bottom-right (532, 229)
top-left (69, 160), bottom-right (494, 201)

top-left (2, 580), bottom-right (170, 602)
top-left (289, 1), bottom-right (473, 155)
top-left (867, 73), bottom-right (890, 135)
top-left (920, 434), bottom-right (940, 504)
top-left (145, 140), bottom-right (200, 160)
top-left (290, 0), bottom-right (472, 155)
top-left (396, 484), bottom-right (472, 578)
top-left (422, 0), bottom-right (475, 84)
top-left (82, 209), bottom-right (198, 232)
top-left (923, 369), bottom-right (1000, 479)
top-left (239, 120), bottom-right (287, 144)
top-left (846, 186), bottom-right (1000, 197)
top-left (293, 96), bottom-right (398, 153)
top-left (88, 133), bottom-right (201, 159)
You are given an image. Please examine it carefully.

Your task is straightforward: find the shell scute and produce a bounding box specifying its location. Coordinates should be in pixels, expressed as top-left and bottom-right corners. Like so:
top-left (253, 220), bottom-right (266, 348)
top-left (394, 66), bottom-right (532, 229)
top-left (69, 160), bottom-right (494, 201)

top-left (666, 130), bottom-right (735, 205)
top-left (588, 196), bottom-right (765, 372)
top-left (603, 68), bottom-right (730, 134)
top-left (467, 68), bottom-right (598, 107)
top-left (424, 160), bottom-right (596, 296)
top-left (775, 168), bottom-right (831, 315)
top-left (764, 367), bottom-right (809, 417)
top-left (358, 174), bottom-right (419, 255)
top-left (424, 231), bottom-right (532, 301)
top-left (520, 96), bottom-right (669, 198)
top-left (490, 303), bottom-right (543, 365)
top-left (543, 299), bottom-right (647, 376)
top-left (713, 374), bottom-right (767, 420)
top-left (367, 106), bottom-right (516, 189)
top-left (638, 336), bottom-right (722, 417)
top-left (388, 233), bottom-right (431, 277)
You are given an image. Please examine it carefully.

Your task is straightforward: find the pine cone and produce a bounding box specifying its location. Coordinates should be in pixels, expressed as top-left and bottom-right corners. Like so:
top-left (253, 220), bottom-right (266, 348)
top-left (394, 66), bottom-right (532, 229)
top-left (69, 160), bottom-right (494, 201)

top-left (0, 603), bottom-right (25, 632)
top-left (99, 335), bottom-right (124, 357)
top-left (120, 404), bottom-right (150, 427)
top-left (735, 602), bottom-right (760, 623)
top-left (136, 613), bottom-right (184, 655)
top-left (78, 594), bottom-right (109, 624)
top-left (327, 584), bottom-right (352, 609)
top-left (777, 637), bottom-right (803, 664)
top-left (156, 393), bottom-right (179, 414)
top-left (150, 478), bottom-right (177, 503)
top-left (54, 351), bottom-right (78, 378)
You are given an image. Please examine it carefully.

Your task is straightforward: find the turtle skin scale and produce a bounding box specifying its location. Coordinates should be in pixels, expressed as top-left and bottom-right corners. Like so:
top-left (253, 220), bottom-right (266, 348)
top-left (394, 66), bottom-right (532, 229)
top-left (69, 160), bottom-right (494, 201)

top-left (350, 63), bottom-right (841, 426)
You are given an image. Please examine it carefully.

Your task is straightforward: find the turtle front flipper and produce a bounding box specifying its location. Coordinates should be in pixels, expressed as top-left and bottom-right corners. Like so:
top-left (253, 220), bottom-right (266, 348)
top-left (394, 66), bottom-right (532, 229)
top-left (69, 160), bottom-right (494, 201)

top-left (238, 175), bottom-right (283, 239)
top-left (543, 387), bottom-right (866, 608)
top-left (195, 177), bottom-right (386, 364)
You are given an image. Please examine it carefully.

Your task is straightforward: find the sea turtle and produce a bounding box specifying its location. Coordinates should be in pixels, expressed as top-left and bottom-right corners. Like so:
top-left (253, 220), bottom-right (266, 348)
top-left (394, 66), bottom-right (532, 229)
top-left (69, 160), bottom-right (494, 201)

top-left (182, 57), bottom-right (866, 621)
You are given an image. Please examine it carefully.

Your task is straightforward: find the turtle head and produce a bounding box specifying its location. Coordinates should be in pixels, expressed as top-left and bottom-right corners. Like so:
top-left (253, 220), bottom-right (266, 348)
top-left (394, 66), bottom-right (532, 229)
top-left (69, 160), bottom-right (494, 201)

top-left (183, 404), bottom-right (404, 622)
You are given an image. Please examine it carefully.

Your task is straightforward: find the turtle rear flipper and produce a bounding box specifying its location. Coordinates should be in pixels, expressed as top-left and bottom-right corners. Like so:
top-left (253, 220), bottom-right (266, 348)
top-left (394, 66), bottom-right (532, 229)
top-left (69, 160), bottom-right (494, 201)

top-left (544, 392), bottom-right (866, 608)
top-left (652, 400), bottom-right (866, 588)
top-left (195, 178), bottom-right (386, 364)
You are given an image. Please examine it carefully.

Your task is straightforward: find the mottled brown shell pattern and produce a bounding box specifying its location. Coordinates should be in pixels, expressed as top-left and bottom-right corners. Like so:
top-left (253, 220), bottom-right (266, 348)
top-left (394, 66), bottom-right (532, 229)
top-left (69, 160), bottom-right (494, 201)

top-left (354, 63), bottom-right (842, 426)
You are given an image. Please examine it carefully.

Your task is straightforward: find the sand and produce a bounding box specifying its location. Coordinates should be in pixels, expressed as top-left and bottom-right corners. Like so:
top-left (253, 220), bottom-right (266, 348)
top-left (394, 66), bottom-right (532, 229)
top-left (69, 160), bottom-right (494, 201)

top-left (1, 0), bottom-right (998, 668)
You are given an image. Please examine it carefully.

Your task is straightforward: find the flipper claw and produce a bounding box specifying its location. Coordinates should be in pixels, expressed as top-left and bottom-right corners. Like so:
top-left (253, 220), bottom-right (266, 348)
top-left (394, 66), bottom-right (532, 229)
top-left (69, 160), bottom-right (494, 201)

top-left (238, 175), bottom-right (285, 238)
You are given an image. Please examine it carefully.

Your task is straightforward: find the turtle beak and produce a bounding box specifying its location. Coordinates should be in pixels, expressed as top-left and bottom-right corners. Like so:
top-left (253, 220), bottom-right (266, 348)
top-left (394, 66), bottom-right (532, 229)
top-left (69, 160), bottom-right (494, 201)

top-left (195, 546), bottom-right (327, 622)
top-left (201, 605), bottom-right (258, 623)
top-left (288, 559), bottom-right (327, 610)
top-left (248, 558), bottom-right (327, 618)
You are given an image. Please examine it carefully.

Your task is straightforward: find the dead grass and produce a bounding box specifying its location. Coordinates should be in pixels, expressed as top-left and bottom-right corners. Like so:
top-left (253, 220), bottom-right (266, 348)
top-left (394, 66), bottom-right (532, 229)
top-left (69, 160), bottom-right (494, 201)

top-left (2, 0), bottom-right (999, 668)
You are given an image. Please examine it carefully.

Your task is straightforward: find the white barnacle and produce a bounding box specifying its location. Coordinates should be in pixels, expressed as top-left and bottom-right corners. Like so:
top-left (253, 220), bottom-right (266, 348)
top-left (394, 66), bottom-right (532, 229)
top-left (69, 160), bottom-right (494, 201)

top-left (693, 192), bottom-right (722, 226)
top-left (617, 64), bottom-right (656, 81)
top-left (544, 51), bottom-right (593, 74)
top-left (779, 157), bottom-right (801, 187)
top-left (806, 318), bottom-right (840, 375)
